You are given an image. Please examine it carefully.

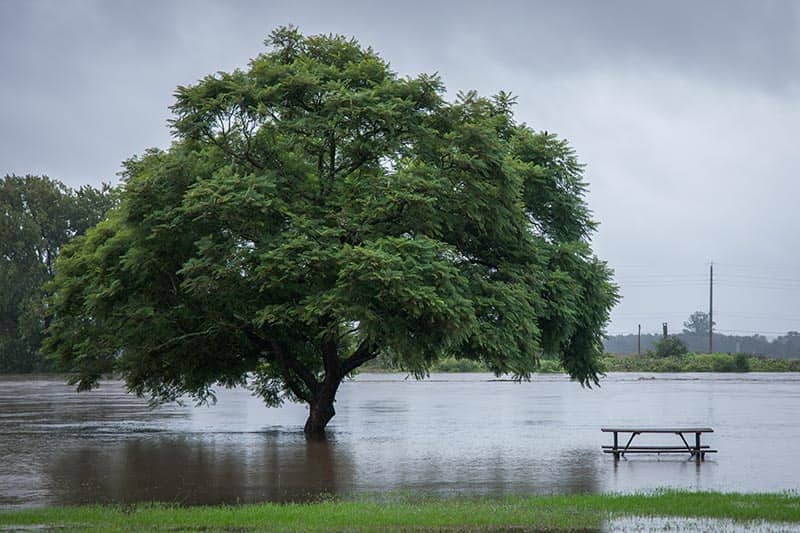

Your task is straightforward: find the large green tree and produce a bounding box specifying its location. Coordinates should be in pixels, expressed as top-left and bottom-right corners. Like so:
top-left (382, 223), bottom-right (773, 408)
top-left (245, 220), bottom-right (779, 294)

top-left (0, 174), bottom-right (114, 372)
top-left (45, 28), bottom-right (618, 437)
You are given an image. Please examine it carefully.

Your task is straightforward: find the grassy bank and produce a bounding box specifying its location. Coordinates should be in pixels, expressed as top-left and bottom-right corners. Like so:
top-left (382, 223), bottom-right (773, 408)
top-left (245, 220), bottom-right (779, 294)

top-left (361, 353), bottom-right (800, 374)
top-left (2, 492), bottom-right (799, 531)
top-left (602, 352), bottom-right (800, 373)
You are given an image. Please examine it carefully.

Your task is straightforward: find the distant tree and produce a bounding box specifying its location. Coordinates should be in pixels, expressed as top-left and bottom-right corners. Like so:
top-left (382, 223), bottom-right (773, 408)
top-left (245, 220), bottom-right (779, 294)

top-left (682, 311), bottom-right (715, 335)
top-left (774, 331), bottom-right (800, 359)
top-left (653, 335), bottom-right (688, 358)
top-left (0, 175), bottom-right (115, 372)
top-left (45, 27), bottom-right (618, 437)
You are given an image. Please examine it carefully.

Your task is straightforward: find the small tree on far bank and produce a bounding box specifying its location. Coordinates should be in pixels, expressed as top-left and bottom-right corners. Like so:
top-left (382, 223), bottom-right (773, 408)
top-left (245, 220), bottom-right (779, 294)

top-left (683, 311), bottom-right (715, 335)
top-left (652, 336), bottom-right (688, 358)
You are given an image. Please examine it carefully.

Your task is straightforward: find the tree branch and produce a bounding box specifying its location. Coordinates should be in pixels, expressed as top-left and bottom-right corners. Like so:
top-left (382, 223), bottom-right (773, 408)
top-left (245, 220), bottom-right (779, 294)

top-left (202, 125), bottom-right (265, 171)
top-left (268, 338), bottom-right (319, 400)
top-left (320, 335), bottom-right (342, 380)
top-left (342, 338), bottom-right (377, 375)
top-left (241, 325), bottom-right (319, 402)
top-left (327, 130), bottom-right (336, 196)
top-left (147, 329), bottom-right (215, 354)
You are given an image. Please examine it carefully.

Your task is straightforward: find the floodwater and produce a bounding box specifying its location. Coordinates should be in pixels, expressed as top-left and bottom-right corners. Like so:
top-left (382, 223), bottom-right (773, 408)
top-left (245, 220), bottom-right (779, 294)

top-left (1, 373), bottom-right (799, 508)
top-left (605, 516), bottom-right (800, 532)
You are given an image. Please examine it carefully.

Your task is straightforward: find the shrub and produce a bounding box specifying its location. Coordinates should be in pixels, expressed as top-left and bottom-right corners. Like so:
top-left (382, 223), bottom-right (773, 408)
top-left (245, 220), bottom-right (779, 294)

top-left (536, 359), bottom-right (566, 373)
top-left (733, 353), bottom-right (750, 372)
top-left (653, 336), bottom-right (689, 358)
top-left (431, 357), bottom-right (487, 372)
top-left (655, 357), bottom-right (685, 372)
top-left (710, 354), bottom-right (736, 372)
top-left (601, 352), bottom-right (796, 373)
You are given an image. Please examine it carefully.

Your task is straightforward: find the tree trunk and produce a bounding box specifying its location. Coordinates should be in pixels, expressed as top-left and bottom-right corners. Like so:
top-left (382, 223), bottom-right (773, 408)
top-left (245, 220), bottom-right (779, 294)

top-left (304, 372), bottom-right (343, 439)
top-left (304, 394), bottom-right (336, 439)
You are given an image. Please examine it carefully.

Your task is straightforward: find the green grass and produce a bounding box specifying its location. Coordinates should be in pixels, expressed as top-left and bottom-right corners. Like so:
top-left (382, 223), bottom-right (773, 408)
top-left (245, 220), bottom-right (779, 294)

top-left (2, 491), bottom-right (800, 531)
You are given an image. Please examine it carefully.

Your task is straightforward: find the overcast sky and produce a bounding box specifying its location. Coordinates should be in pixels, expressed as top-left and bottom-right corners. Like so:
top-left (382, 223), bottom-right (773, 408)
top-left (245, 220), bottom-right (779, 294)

top-left (2, 0), bottom-right (799, 338)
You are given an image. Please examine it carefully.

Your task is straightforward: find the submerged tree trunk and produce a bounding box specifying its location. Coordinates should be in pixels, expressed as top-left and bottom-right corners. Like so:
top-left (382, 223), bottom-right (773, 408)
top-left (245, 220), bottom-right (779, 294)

top-left (296, 336), bottom-right (375, 439)
top-left (303, 377), bottom-right (341, 439)
top-left (304, 396), bottom-right (336, 438)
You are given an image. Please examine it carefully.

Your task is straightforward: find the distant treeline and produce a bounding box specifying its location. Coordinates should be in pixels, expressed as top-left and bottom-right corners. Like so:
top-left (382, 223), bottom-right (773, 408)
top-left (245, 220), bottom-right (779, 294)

top-left (362, 352), bottom-right (800, 373)
top-left (603, 332), bottom-right (800, 359)
top-left (0, 175), bottom-right (115, 373)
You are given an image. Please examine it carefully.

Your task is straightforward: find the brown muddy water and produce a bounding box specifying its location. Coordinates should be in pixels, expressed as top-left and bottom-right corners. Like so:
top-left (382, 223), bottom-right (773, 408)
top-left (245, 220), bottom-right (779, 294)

top-left (1, 373), bottom-right (799, 507)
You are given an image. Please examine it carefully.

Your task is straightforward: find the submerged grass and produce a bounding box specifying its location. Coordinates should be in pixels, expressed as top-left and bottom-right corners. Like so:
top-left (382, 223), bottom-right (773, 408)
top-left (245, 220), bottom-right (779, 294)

top-left (2, 491), bottom-right (800, 531)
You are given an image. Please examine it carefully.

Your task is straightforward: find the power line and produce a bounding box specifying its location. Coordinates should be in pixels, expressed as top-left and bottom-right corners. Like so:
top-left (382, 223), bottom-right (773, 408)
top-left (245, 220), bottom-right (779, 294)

top-left (607, 328), bottom-right (797, 336)
top-left (620, 282), bottom-right (708, 288)
top-left (715, 283), bottom-right (800, 291)
top-left (715, 328), bottom-right (795, 336)
top-left (713, 262), bottom-right (800, 273)
top-left (614, 272), bottom-right (704, 276)
top-left (611, 314), bottom-right (800, 323)
top-left (715, 274), bottom-right (800, 284)
top-left (613, 312), bottom-right (695, 317)
top-left (613, 279), bottom-right (800, 290)
top-left (615, 275), bottom-right (800, 284)
top-left (607, 264), bottom-right (800, 340)
top-left (716, 312), bottom-right (800, 321)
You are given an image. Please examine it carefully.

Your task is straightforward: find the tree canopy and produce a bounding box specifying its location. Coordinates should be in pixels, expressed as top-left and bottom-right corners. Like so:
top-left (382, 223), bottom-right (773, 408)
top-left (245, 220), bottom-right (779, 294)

top-left (683, 311), bottom-right (715, 335)
top-left (45, 27), bottom-right (618, 436)
top-left (0, 175), bottom-right (114, 372)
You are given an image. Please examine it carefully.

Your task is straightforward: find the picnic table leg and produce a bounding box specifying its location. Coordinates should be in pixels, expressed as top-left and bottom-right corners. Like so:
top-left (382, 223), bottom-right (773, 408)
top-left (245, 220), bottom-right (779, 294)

top-left (613, 432), bottom-right (620, 461)
top-left (620, 432), bottom-right (638, 458)
top-left (696, 432), bottom-right (703, 461)
top-left (677, 432), bottom-right (696, 460)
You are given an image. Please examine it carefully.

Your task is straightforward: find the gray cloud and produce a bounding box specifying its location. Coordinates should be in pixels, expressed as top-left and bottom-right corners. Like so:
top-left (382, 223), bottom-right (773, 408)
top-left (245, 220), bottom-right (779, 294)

top-left (2, 0), bottom-right (799, 337)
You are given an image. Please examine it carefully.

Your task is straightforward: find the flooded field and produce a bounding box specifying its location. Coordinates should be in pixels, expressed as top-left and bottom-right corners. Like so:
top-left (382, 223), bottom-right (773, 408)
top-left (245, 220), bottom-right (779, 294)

top-left (1, 373), bottom-right (799, 507)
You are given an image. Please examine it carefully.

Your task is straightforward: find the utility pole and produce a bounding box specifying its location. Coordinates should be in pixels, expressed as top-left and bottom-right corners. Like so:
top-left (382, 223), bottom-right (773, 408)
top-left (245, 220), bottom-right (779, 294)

top-left (637, 324), bottom-right (641, 355)
top-left (709, 262), bottom-right (714, 353)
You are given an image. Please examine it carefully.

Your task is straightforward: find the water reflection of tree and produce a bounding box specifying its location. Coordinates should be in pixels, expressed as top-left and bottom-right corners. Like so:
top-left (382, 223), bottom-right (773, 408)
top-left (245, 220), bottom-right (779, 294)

top-left (45, 433), bottom-right (356, 505)
top-left (469, 448), bottom-right (600, 496)
top-left (553, 449), bottom-right (601, 494)
top-left (44, 435), bottom-right (599, 505)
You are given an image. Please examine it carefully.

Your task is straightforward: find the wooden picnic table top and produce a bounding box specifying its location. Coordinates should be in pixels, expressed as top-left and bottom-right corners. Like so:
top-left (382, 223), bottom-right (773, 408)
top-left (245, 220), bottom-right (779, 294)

top-left (601, 427), bottom-right (713, 434)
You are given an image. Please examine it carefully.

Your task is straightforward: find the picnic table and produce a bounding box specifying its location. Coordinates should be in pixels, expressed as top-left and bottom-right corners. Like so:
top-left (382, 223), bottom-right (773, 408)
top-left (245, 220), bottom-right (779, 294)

top-left (601, 427), bottom-right (717, 461)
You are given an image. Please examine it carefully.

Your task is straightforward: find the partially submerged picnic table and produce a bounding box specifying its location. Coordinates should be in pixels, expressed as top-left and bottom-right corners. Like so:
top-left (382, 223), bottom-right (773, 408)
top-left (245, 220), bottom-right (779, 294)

top-left (601, 427), bottom-right (717, 461)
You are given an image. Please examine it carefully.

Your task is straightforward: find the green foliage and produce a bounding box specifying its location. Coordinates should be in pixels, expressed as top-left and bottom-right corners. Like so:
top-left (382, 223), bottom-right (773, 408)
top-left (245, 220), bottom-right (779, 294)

top-left (536, 358), bottom-right (567, 373)
top-left (45, 27), bottom-right (617, 431)
top-left (0, 175), bottom-right (114, 373)
top-left (603, 353), bottom-right (799, 373)
top-left (683, 311), bottom-right (715, 335)
top-left (653, 336), bottom-right (688, 358)
top-left (367, 356), bottom-right (591, 375)
top-left (430, 357), bottom-right (488, 372)
top-left (686, 353), bottom-right (735, 372)
top-left (748, 356), bottom-right (800, 372)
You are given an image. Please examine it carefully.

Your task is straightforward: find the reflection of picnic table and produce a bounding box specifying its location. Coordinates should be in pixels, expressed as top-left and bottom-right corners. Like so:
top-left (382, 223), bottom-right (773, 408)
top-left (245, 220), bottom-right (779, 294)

top-left (601, 427), bottom-right (717, 461)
